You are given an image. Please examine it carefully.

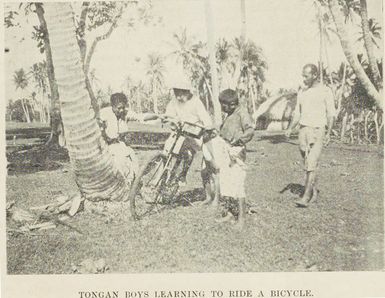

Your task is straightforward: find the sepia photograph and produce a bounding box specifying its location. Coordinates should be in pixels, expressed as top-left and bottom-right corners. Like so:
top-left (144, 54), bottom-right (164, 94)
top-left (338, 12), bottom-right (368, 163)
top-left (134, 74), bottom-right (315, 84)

top-left (3, 0), bottom-right (384, 277)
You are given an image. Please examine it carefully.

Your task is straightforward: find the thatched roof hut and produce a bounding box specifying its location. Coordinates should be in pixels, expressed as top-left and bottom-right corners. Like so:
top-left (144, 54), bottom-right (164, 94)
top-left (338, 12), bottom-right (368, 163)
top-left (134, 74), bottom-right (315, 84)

top-left (254, 92), bottom-right (297, 130)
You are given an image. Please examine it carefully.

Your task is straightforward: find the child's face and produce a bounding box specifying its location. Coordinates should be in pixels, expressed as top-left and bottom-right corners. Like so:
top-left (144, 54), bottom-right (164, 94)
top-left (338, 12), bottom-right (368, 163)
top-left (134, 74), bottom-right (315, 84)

top-left (221, 101), bottom-right (238, 114)
top-left (174, 88), bottom-right (191, 103)
top-left (112, 102), bottom-right (127, 119)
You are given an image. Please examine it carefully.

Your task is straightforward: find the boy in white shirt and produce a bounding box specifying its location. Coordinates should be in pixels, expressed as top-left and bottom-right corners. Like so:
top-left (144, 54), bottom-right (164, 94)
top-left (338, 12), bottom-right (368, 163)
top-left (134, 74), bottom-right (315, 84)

top-left (98, 92), bottom-right (145, 181)
top-left (286, 64), bottom-right (336, 207)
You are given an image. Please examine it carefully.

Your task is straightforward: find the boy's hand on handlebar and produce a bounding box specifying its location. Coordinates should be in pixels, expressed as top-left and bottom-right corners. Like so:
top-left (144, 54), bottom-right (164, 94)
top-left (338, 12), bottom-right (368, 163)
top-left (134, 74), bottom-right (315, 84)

top-left (231, 139), bottom-right (243, 146)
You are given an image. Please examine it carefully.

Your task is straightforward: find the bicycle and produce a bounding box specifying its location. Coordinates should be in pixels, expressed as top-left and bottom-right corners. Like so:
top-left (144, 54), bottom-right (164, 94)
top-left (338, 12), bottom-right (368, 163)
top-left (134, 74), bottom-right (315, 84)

top-left (129, 117), bottom-right (215, 220)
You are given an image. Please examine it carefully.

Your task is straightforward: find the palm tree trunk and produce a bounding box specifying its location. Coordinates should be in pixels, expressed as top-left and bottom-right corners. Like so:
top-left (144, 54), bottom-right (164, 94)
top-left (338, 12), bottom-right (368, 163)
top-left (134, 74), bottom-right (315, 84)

top-left (205, 0), bottom-right (222, 126)
top-left (374, 110), bottom-right (380, 144)
top-left (340, 112), bottom-right (348, 141)
top-left (364, 110), bottom-right (370, 142)
top-left (323, 37), bottom-right (335, 90)
top-left (250, 81), bottom-right (256, 115)
top-left (35, 3), bottom-right (62, 144)
top-left (21, 98), bottom-right (31, 123)
top-left (336, 63), bottom-right (347, 117)
top-left (328, 0), bottom-right (382, 110)
top-left (359, 0), bottom-right (382, 90)
top-left (44, 2), bottom-right (131, 201)
top-left (136, 90), bottom-right (142, 113)
top-left (319, 16), bottom-right (324, 84)
top-left (240, 0), bottom-right (246, 42)
top-left (153, 92), bottom-right (159, 114)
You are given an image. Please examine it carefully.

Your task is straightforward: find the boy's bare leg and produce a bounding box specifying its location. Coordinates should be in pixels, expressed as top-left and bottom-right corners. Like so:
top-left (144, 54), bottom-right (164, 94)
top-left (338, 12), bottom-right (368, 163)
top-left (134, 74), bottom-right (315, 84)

top-left (202, 175), bottom-right (214, 205)
top-left (215, 212), bottom-right (235, 223)
top-left (215, 196), bottom-right (235, 223)
top-left (179, 150), bottom-right (194, 186)
top-left (295, 171), bottom-right (315, 207)
top-left (209, 172), bottom-right (220, 207)
top-left (197, 161), bottom-right (220, 207)
top-left (234, 197), bottom-right (246, 229)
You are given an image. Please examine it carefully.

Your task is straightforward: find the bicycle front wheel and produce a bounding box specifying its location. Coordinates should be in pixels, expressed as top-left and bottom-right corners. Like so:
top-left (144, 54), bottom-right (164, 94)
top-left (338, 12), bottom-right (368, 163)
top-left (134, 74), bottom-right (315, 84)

top-left (129, 153), bottom-right (167, 220)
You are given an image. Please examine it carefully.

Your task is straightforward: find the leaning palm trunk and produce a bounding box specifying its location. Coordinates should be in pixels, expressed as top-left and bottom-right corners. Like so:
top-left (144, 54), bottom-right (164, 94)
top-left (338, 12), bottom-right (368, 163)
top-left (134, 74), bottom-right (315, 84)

top-left (44, 3), bottom-right (130, 201)
top-left (359, 0), bottom-right (382, 90)
top-left (340, 112), bottom-right (348, 142)
top-left (328, 0), bottom-right (383, 110)
top-left (21, 98), bottom-right (31, 123)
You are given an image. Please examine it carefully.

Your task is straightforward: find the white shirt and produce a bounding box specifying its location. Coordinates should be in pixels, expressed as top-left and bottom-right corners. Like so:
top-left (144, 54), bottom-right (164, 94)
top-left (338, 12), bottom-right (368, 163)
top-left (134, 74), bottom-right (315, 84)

top-left (295, 85), bottom-right (336, 128)
top-left (165, 96), bottom-right (213, 128)
top-left (99, 106), bottom-right (143, 139)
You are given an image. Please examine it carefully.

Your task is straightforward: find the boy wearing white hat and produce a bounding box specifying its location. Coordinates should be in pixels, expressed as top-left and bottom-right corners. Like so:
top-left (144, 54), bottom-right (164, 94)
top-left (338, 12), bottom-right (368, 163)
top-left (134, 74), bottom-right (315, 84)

top-left (163, 80), bottom-right (214, 186)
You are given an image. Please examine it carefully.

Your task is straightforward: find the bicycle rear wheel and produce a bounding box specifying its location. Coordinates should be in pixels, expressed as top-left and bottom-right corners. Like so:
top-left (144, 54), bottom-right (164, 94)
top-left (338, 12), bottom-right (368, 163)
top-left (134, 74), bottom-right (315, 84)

top-left (129, 153), bottom-right (167, 220)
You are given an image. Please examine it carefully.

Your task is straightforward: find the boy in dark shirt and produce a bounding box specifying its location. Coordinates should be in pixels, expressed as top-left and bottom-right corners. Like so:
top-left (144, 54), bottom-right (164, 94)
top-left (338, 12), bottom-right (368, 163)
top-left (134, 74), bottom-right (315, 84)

top-left (217, 89), bottom-right (254, 228)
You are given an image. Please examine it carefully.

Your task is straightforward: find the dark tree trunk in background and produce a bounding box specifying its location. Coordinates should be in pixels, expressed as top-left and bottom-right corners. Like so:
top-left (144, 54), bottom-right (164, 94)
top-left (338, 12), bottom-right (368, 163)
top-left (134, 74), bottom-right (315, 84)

top-left (35, 3), bottom-right (62, 146)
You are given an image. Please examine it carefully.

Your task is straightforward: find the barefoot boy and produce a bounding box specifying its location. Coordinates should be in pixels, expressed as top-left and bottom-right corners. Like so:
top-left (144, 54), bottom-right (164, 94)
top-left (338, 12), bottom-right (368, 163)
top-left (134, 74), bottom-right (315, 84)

top-left (217, 89), bottom-right (254, 227)
top-left (285, 64), bottom-right (335, 207)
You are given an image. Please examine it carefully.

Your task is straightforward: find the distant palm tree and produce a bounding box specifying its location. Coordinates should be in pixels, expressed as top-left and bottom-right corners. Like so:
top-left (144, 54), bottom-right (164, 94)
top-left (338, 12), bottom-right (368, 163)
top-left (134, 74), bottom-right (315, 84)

top-left (13, 68), bottom-right (29, 90)
top-left (233, 37), bottom-right (268, 113)
top-left (30, 61), bottom-right (49, 123)
top-left (171, 29), bottom-right (212, 109)
top-left (341, 0), bottom-right (360, 23)
top-left (357, 18), bottom-right (382, 49)
top-left (216, 38), bottom-right (236, 89)
top-left (145, 53), bottom-right (165, 114)
top-left (121, 75), bottom-right (135, 108)
top-left (13, 68), bottom-right (32, 123)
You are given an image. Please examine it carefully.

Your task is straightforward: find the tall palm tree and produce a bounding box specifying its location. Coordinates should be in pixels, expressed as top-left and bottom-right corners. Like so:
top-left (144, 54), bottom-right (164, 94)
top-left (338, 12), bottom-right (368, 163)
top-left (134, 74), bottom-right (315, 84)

top-left (327, 0), bottom-right (382, 110)
top-left (145, 53), bottom-right (165, 114)
top-left (357, 18), bottom-right (382, 49)
top-left (44, 2), bottom-right (131, 202)
top-left (30, 61), bottom-right (50, 123)
top-left (171, 29), bottom-right (212, 110)
top-left (358, 0), bottom-right (382, 90)
top-left (240, 0), bottom-right (246, 42)
top-left (13, 68), bottom-right (29, 90)
top-left (13, 68), bottom-right (32, 123)
top-left (204, 0), bottom-right (221, 125)
top-left (34, 3), bottom-right (62, 145)
top-left (216, 38), bottom-right (236, 89)
top-left (331, 62), bottom-right (357, 116)
top-left (233, 37), bottom-right (268, 113)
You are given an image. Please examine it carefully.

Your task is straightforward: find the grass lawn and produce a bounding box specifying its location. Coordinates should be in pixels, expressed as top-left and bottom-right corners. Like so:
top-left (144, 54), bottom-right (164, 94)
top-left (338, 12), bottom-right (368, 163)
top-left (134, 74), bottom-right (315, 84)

top-left (6, 136), bottom-right (384, 273)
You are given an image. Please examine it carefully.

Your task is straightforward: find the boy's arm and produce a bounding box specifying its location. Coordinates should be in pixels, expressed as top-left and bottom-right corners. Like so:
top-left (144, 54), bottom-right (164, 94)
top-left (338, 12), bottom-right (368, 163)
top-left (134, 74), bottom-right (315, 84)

top-left (98, 117), bottom-right (118, 144)
top-left (165, 100), bottom-right (176, 119)
top-left (232, 109), bottom-right (254, 146)
top-left (125, 111), bottom-right (160, 122)
top-left (195, 98), bottom-right (214, 128)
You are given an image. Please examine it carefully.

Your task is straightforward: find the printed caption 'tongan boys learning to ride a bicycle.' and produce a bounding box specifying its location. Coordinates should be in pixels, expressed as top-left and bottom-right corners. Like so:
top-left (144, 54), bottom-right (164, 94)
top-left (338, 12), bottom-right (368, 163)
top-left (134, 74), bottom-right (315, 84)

top-left (78, 289), bottom-right (315, 298)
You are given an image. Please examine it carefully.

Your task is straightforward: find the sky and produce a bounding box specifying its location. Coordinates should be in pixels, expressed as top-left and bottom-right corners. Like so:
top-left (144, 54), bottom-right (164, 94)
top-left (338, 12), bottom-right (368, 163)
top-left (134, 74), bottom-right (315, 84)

top-left (4, 0), bottom-right (384, 102)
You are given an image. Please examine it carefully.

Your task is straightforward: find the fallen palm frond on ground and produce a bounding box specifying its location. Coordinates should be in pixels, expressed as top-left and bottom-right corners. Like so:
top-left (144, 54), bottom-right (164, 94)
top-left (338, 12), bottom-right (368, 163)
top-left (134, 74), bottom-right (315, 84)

top-left (6, 194), bottom-right (85, 235)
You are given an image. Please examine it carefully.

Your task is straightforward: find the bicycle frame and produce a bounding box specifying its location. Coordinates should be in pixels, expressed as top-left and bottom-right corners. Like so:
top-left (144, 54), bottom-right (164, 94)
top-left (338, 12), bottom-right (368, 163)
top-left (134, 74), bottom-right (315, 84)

top-left (149, 130), bottom-right (185, 189)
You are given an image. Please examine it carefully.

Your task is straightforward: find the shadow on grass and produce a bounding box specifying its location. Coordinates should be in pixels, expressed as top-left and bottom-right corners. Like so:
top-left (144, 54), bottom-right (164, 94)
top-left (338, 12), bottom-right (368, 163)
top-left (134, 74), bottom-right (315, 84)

top-left (260, 135), bottom-right (297, 145)
top-left (172, 188), bottom-right (206, 207)
top-left (279, 183), bottom-right (304, 197)
top-left (7, 145), bottom-right (69, 175)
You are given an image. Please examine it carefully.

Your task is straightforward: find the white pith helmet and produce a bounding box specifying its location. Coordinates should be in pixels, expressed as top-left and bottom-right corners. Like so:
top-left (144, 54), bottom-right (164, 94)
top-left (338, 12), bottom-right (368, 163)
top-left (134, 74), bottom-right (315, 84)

top-left (172, 76), bottom-right (192, 91)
